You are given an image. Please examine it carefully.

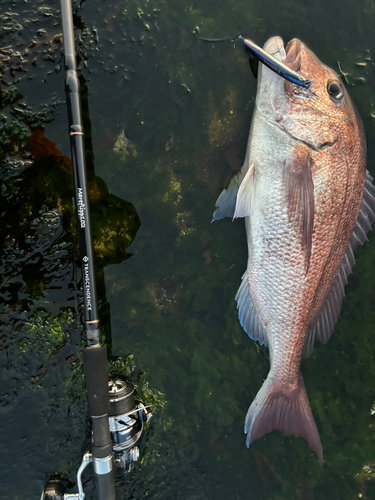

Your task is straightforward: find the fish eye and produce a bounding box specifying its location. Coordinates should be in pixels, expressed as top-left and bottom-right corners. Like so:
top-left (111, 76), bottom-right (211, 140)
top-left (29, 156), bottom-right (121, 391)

top-left (327, 79), bottom-right (344, 100)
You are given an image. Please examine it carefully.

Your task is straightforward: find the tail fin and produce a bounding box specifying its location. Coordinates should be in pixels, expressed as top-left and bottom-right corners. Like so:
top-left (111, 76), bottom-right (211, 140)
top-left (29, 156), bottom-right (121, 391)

top-left (245, 371), bottom-right (323, 463)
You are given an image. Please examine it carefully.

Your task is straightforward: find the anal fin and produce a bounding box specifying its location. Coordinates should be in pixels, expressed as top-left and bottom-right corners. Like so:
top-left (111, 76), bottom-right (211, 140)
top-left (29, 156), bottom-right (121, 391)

top-left (235, 273), bottom-right (268, 346)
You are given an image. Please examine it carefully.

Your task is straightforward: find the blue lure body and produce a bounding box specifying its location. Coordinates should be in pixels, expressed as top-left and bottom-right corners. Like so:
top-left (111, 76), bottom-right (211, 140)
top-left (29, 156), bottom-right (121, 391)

top-left (239, 36), bottom-right (312, 89)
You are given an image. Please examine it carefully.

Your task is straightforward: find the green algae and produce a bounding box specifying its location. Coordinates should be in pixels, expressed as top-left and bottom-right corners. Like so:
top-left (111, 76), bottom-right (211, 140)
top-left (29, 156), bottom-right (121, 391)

top-left (99, 2), bottom-right (375, 496)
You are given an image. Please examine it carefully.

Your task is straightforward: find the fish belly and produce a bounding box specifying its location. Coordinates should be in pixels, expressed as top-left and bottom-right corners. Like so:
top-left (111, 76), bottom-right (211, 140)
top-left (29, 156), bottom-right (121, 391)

top-left (245, 112), bottom-right (308, 374)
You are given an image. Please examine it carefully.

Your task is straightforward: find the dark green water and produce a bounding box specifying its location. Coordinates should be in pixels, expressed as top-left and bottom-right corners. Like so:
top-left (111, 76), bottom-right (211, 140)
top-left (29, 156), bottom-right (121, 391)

top-left (1, 0), bottom-right (375, 498)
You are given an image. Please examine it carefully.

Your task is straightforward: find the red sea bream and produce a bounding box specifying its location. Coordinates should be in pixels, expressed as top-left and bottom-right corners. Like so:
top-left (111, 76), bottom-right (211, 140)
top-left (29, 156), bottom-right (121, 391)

top-left (213, 36), bottom-right (375, 462)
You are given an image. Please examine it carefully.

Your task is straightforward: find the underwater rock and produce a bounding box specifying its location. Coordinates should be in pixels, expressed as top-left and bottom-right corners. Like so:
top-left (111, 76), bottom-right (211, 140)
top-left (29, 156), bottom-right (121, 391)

top-left (0, 129), bottom-right (141, 319)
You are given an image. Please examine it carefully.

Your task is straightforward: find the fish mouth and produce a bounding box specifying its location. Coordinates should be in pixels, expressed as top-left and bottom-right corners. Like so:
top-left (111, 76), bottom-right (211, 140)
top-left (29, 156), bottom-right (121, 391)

top-left (242, 36), bottom-right (311, 89)
top-left (262, 36), bottom-right (287, 62)
top-left (261, 37), bottom-right (306, 83)
top-left (284, 39), bottom-right (303, 73)
top-left (261, 37), bottom-right (303, 69)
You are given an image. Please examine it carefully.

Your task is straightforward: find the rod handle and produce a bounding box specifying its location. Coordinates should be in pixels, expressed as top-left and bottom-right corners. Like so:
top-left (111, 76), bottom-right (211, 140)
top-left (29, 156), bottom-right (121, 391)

top-left (83, 345), bottom-right (110, 417)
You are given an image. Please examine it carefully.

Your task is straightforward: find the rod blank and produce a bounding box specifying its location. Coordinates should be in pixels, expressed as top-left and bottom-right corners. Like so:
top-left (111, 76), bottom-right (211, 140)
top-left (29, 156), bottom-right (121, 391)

top-left (60, 0), bottom-right (115, 498)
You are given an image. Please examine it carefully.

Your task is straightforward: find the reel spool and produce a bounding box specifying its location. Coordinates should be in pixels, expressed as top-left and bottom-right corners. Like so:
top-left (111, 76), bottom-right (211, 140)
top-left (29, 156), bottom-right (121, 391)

top-left (41, 480), bottom-right (67, 500)
top-left (109, 379), bottom-right (145, 472)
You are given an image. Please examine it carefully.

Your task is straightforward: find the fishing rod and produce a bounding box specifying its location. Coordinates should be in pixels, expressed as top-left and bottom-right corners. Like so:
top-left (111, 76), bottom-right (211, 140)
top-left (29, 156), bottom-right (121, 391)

top-left (41, 1), bottom-right (151, 499)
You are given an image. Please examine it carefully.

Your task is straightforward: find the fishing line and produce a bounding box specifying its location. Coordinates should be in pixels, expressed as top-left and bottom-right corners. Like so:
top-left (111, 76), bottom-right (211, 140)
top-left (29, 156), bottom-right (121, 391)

top-left (195, 18), bottom-right (267, 42)
top-left (194, 12), bottom-right (328, 44)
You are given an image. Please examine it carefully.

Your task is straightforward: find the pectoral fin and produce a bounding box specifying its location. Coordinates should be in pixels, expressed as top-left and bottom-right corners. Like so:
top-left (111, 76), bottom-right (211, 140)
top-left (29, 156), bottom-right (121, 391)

top-left (284, 150), bottom-right (314, 272)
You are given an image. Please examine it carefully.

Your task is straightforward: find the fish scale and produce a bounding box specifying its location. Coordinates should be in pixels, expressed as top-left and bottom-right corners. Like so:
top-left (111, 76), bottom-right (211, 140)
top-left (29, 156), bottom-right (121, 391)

top-left (213, 36), bottom-right (373, 462)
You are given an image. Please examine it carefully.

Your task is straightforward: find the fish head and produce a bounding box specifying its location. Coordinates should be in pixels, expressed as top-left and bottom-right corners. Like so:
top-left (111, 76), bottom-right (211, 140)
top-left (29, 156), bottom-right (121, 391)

top-left (255, 36), bottom-right (363, 151)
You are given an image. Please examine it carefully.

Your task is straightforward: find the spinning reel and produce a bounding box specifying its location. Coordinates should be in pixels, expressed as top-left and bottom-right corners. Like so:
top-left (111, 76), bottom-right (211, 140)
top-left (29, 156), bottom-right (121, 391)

top-left (41, 379), bottom-right (151, 500)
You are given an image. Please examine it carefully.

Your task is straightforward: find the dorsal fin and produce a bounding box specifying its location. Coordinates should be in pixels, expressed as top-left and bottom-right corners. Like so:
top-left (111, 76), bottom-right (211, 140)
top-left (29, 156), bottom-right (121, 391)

top-left (303, 170), bottom-right (375, 357)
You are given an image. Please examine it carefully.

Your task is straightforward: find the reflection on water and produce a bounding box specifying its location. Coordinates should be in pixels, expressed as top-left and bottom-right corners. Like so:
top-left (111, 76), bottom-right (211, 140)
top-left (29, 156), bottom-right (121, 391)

top-left (1, 0), bottom-right (375, 499)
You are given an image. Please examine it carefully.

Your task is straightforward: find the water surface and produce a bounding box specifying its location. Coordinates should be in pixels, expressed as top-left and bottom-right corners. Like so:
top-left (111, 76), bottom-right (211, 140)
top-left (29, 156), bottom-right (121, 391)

top-left (1, 0), bottom-right (375, 498)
